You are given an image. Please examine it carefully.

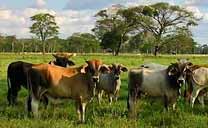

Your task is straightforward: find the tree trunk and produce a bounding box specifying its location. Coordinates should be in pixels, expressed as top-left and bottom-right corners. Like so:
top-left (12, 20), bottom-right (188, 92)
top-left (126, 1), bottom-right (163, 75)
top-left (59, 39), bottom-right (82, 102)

top-left (42, 41), bottom-right (45, 54)
top-left (154, 45), bottom-right (159, 56)
top-left (115, 36), bottom-right (123, 56)
top-left (22, 42), bottom-right (25, 53)
top-left (12, 41), bottom-right (14, 52)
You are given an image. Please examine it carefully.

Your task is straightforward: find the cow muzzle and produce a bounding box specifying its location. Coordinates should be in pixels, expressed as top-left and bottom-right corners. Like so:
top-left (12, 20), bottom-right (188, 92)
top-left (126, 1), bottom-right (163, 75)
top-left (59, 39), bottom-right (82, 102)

top-left (115, 75), bottom-right (120, 80)
top-left (92, 76), bottom-right (99, 83)
top-left (177, 79), bottom-right (185, 85)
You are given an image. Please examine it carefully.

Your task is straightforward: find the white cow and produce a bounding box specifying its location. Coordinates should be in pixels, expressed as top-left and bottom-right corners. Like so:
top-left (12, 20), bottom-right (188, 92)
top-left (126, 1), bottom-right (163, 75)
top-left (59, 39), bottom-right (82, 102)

top-left (97, 64), bottom-right (128, 105)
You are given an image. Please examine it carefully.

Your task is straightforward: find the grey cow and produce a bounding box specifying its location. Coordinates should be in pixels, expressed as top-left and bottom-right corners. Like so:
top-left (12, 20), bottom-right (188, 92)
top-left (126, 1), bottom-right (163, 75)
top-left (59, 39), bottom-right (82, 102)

top-left (127, 62), bottom-right (186, 118)
top-left (97, 64), bottom-right (128, 105)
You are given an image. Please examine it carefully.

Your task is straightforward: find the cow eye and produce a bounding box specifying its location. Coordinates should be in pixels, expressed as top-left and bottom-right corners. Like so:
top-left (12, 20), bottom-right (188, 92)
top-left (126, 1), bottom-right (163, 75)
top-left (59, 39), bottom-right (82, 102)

top-left (171, 68), bottom-right (177, 74)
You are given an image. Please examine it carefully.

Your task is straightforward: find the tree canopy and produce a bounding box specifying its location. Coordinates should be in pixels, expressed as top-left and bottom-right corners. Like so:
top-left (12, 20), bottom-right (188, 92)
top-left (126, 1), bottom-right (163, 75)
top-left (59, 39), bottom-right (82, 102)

top-left (30, 13), bottom-right (59, 54)
top-left (93, 2), bottom-right (199, 55)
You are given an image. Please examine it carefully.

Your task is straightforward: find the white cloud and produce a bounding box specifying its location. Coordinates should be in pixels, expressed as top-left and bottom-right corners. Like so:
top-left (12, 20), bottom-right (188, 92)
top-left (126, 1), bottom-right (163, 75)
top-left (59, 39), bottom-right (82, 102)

top-left (184, 0), bottom-right (208, 6)
top-left (31, 0), bottom-right (46, 9)
top-left (0, 7), bottom-right (96, 39)
top-left (185, 6), bottom-right (203, 19)
top-left (204, 13), bottom-right (208, 21)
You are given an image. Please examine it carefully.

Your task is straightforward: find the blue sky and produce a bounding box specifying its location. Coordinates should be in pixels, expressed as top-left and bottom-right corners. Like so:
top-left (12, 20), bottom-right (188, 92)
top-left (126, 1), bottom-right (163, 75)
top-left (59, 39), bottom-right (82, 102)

top-left (0, 0), bottom-right (208, 45)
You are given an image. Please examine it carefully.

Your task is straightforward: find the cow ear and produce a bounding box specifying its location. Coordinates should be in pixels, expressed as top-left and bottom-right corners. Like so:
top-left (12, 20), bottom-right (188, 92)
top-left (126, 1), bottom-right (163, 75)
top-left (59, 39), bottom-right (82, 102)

top-left (67, 60), bottom-right (75, 66)
top-left (99, 65), bottom-right (110, 73)
top-left (168, 70), bottom-right (174, 76)
top-left (108, 65), bottom-right (113, 71)
top-left (187, 62), bottom-right (193, 66)
top-left (121, 66), bottom-right (128, 72)
top-left (168, 66), bottom-right (176, 76)
top-left (52, 54), bottom-right (58, 59)
top-left (80, 65), bottom-right (88, 74)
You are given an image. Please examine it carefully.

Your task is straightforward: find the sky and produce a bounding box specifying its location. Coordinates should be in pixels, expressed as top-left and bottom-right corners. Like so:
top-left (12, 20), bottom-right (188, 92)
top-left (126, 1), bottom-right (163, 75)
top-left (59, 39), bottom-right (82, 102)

top-left (0, 0), bottom-right (208, 45)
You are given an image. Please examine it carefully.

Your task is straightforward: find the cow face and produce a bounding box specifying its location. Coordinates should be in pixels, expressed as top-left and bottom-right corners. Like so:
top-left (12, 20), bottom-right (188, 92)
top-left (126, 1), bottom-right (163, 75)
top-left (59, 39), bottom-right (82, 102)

top-left (167, 62), bottom-right (187, 85)
top-left (52, 54), bottom-right (75, 67)
top-left (81, 60), bottom-right (109, 83)
top-left (182, 62), bottom-right (194, 77)
top-left (80, 60), bottom-right (109, 96)
top-left (109, 64), bottom-right (128, 80)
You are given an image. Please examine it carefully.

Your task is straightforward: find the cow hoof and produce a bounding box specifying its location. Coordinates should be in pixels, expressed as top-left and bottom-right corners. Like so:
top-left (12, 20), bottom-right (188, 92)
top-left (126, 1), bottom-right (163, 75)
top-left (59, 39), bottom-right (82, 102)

top-left (77, 120), bottom-right (86, 124)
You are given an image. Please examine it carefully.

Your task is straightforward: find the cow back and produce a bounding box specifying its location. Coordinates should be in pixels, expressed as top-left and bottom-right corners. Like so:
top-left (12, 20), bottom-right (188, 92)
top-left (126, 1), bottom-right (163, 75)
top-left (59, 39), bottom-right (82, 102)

top-left (7, 61), bottom-right (33, 88)
top-left (192, 67), bottom-right (208, 86)
top-left (30, 64), bottom-right (93, 99)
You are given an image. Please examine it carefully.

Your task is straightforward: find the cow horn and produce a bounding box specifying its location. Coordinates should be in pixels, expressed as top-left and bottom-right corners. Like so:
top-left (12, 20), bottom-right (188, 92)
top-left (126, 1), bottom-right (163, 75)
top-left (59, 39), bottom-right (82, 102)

top-left (112, 63), bottom-right (116, 68)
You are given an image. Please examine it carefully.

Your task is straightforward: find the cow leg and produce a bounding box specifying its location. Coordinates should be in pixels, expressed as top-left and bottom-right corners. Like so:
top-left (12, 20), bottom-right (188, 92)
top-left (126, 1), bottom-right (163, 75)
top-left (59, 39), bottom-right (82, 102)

top-left (76, 101), bottom-right (82, 123)
top-left (76, 101), bottom-right (87, 123)
top-left (8, 84), bottom-right (20, 105)
top-left (170, 97), bottom-right (177, 111)
top-left (29, 86), bottom-right (40, 117)
top-left (97, 90), bottom-right (103, 105)
top-left (114, 90), bottom-right (119, 102)
top-left (127, 93), bottom-right (137, 118)
top-left (7, 88), bottom-right (12, 106)
top-left (80, 102), bottom-right (87, 123)
top-left (172, 103), bottom-right (176, 111)
top-left (40, 95), bottom-right (49, 109)
top-left (26, 95), bottom-right (32, 112)
top-left (198, 95), bottom-right (205, 108)
top-left (31, 95), bottom-right (39, 118)
top-left (163, 95), bottom-right (169, 111)
top-left (190, 87), bottom-right (201, 108)
top-left (108, 94), bottom-right (113, 105)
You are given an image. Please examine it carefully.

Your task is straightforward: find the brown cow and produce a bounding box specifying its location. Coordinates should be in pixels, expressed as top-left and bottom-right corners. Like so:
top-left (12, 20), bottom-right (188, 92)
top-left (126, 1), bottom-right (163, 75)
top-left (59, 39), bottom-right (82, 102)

top-left (26, 59), bottom-right (109, 123)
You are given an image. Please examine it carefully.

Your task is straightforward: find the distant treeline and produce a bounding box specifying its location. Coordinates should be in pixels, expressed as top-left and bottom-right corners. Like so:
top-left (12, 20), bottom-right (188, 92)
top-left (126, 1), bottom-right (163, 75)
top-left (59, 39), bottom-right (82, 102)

top-left (0, 33), bottom-right (207, 54)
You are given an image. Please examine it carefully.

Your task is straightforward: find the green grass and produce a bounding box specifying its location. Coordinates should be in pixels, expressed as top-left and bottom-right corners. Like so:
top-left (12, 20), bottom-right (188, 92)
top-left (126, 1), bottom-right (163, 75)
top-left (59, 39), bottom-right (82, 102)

top-left (0, 53), bottom-right (208, 128)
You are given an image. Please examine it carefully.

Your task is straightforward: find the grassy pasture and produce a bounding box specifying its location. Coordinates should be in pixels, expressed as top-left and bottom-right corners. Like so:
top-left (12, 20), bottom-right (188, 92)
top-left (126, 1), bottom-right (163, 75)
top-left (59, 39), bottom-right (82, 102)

top-left (0, 53), bottom-right (208, 128)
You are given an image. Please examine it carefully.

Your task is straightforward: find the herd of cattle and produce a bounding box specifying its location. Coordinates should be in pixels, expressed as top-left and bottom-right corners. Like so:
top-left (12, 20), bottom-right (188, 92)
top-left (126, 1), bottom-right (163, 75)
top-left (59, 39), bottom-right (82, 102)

top-left (5, 53), bottom-right (208, 123)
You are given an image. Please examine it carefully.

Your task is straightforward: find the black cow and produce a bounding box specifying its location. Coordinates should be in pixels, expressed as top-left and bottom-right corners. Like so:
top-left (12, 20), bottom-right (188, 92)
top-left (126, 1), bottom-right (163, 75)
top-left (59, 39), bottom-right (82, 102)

top-left (48, 54), bottom-right (75, 67)
top-left (7, 61), bottom-right (32, 105)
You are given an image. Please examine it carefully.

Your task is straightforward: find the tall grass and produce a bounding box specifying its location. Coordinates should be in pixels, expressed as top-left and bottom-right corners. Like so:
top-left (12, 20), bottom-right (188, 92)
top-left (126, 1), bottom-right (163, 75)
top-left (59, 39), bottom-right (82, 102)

top-left (0, 53), bottom-right (208, 128)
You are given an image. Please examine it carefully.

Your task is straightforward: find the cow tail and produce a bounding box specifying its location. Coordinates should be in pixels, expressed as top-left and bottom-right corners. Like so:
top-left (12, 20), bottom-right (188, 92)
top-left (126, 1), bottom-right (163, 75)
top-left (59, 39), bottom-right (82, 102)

top-left (26, 70), bottom-right (32, 112)
top-left (127, 93), bottom-right (130, 110)
top-left (7, 72), bottom-right (11, 89)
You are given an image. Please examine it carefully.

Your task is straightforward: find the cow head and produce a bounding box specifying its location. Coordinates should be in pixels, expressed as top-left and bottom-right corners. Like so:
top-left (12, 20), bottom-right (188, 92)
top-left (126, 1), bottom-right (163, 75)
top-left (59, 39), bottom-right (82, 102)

top-left (80, 59), bottom-right (109, 96)
top-left (167, 62), bottom-right (189, 87)
top-left (52, 54), bottom-right (75, 67)
top-left (81, 59), bottom-right (109, 83)
top-left (109, 64), bottom-right (128, 80)
top-left (182, 63), bottom-right (195, 77)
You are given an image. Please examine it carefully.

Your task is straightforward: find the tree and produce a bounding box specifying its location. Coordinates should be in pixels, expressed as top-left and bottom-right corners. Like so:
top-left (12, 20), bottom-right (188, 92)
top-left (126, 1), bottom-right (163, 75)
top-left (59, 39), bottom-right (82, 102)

top-left (162, 27), bottom-right (196, 54)
top-left (128, 2), bottom-right (199, 55)
top-left (93, 6), bottom-right (135, 55)
top-left (30, 13), bottom-right (59, 54)
top-left (66, 33), bottom-right (100, 53)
